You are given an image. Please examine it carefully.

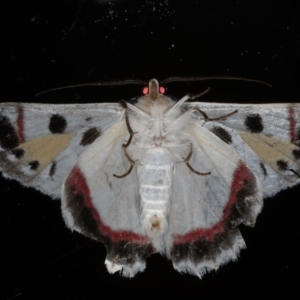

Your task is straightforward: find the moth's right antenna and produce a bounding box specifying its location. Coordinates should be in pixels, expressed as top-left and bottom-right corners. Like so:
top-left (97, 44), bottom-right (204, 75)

top-left (35, 79), bottom-right (147, 96)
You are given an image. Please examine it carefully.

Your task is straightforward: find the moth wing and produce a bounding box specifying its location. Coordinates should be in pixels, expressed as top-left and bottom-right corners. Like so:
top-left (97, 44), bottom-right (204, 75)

top-left (0, 102), bottom-right (122, 198)
top-left (167, 122), bottom-right (263, 277)
top-left (62, 121), bottom-right (152, 278)
top-left (190, 102), bottom-right (300, 197)
top-left (190, 103), bottom-right (300, 145)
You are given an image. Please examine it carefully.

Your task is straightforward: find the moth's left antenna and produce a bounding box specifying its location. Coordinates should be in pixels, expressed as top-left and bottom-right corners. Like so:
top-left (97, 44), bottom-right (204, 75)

top-left (161, 76), bottom-right (272, 88)
top-left (35, 79), bottom-right (147, 96)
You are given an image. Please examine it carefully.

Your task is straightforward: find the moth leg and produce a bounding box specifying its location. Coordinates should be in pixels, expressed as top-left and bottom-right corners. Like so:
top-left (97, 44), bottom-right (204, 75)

top-left (188, 87), bottom-right (211, 100)
top-left (183, 144), bottom-right (211, 176)
top-left (166, 88), bottom-right (211, 114)
top-left (123, 112), bottom-right (135, 148)
top-left (113, 147), bottom-right (135, 178)
top-left (120, 100), bottom-right (136, 148)
top-left (192, 107), bottom-right (238, 122)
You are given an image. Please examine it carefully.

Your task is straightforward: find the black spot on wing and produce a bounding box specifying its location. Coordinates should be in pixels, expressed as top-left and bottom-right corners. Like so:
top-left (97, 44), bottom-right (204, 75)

top-left (80, 127), bottom-right (101, 146)
top-left (244, 114), bottom-right (264, 133)
top-left (293, 148), bottom-right (300, 160)
top-left (29, 160), bottom-right (39, 170)
top-left (49, 114), bottom-right (67, 134)
top-left (0, 115), bottom-right (19, 150)
top-left (277, 160), bottom-right (288, 171)
top-left (211, 126), bottom-right (232, 144)
top-left (260, 162), bottom-right (267, 176)
top-left (11, 148), bottom-right (25, 159)
top-left (49, 161), bottom-right (56, 177)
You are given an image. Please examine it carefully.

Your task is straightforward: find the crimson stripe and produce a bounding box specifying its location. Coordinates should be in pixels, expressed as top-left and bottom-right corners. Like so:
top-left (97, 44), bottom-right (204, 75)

top-left (174, 162), bottom-right (254, 244)
top-left (288, 106), bottom-right (296, 143)
top-left (67, 167), bottom-right (149, 244)
top-left (16, 105), bottom-right (24, 143)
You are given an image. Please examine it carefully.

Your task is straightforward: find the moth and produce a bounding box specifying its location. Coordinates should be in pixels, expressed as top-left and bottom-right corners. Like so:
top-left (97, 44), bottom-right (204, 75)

top-left (0, 78), bottom-right (299, 278)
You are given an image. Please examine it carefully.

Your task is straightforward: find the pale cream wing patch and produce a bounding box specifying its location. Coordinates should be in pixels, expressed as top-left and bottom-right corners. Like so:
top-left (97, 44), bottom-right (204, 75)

top-left (239, 132), bottom-right (300, 184)
top-left (0, 133), bottom-right (74, 197)
top-left (16, 133), bottom-right (74, 169)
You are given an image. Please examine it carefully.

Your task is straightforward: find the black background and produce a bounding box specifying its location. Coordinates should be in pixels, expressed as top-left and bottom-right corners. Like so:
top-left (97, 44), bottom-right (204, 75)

top-left (1, 0), bottom-right (300, 296)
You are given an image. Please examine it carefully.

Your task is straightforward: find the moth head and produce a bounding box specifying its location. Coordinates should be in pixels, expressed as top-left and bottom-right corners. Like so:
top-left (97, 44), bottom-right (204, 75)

top-left (142, 79), bottom-right (166, 101)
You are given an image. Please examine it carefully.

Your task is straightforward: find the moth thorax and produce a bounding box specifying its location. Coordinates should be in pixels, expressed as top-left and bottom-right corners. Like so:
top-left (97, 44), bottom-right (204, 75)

top-left (137, 147), bottom-right (174, 243)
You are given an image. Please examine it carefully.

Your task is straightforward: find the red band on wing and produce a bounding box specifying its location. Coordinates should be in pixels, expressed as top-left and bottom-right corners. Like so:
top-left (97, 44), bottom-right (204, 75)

top-left (288, 106), bottom-right (296, 143)
top-left (66, 167), bottom-right (149, 244)
top-left (174, 162), bottom-right (254, 244)
top-left (16, 105), bottom-right (24, 143)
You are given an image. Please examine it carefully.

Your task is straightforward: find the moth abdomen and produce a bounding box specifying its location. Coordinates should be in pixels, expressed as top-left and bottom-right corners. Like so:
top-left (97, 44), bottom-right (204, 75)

top-left (137, 147), bottom-right (174, 250)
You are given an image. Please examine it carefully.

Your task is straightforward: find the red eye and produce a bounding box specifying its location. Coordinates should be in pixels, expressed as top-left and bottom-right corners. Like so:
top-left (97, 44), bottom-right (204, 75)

top-left (142, 87), bottom-right (149, 95)
top-left (159, 86), bottom-right (165, 94)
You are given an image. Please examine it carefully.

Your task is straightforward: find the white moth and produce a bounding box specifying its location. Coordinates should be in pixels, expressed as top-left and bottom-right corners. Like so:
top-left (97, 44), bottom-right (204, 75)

top-left (0, 79), bottom-right (299, 278)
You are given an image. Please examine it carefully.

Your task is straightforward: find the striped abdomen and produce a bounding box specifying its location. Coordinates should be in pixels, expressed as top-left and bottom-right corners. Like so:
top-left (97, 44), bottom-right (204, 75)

top-left (137, 147), bottom-right (174, 246)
